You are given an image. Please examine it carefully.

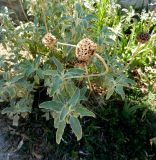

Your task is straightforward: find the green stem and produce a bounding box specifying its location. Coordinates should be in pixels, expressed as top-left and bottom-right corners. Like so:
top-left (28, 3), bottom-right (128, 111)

top-left (57, 42), bottom-right (77, 47)
top-left (95, 53), bottom-right (109, 73)
top-left (40, 0), bottom-right (48, 33)
top-left (19, 0), bottom-right (29, 22)
top-left (123, 43), bottom-right (142, 71)
top-left (85, 66), bottom-right (92, 91)
top-left (64, 71), bottom-right (107, 80)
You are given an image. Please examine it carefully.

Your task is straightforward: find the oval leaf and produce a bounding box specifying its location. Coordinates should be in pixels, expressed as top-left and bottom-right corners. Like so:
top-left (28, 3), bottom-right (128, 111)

top-left (69, 116), bottom-right (82, 141)
top-left (56, 121), bottom-right (66, 144)
top-left (52, 57), bottom-right (64, 73)
top-left (60, 107), bottom-right (69, 121)
top-left (68, 89), bottom-right (80, 107)
top-left (75, 106), bottom-right (95, 118)
top-left (39, 101), bottom-right (63, 111)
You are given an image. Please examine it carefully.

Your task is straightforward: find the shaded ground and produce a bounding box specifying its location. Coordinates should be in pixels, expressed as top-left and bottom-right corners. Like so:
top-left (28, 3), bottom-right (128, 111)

top-left (0, 96), bottom-right (156, 160)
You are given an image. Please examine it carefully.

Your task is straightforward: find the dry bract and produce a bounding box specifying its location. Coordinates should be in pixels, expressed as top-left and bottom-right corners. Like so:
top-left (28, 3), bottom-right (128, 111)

top-left (72, 59), bottom-right (88, 68)
top-left (42, 33), bottom-right (57, 48)
top-left (76, 38), bottom-right (97, 62)
top-left (136, 32), bottom-right (151, 44)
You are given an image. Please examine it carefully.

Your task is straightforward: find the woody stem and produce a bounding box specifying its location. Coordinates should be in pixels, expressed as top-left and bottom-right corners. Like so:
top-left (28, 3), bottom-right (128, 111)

top-left (85, 66), bottom-right (92, 91)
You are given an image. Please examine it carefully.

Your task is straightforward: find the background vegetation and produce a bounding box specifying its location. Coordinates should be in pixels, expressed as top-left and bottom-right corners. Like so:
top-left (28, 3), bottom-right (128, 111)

top-left (0, 0), bottom-right (156, 159)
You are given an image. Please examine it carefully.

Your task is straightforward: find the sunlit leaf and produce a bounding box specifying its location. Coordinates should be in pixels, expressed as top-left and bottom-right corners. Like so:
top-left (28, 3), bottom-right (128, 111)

top-left (49, 75), bottom-right (62, 96)
top-left (75, 105), bottom-right (95, 118)
top-left (65, 68), bottom-right (85, 78)
top-left (70, 116), bottom-right (82, 141)
top-left (39, 101), bottom-right (63, 111)
top-left (56, 121), bottom-right (66, 144)
top-left (60, 107), bottom-right (69, 121)
top-left (52, 57), bottom-right (64, 73)
top-left (68, 89), bottom-right (80, 107)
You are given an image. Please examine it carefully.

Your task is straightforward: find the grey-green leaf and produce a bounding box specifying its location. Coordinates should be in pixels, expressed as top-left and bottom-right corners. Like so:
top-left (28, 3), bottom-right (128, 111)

top-left (106, 87), bottom-right (114, 100)
top-left (65, 68), bottom-right (85, 78)
top-left (39, 101), bottom-right (63, 111)
top-left (52, 57), bottom-right (64, 73)
top-left (56, 121), bottom-right (66, 144)
top-left (75, 106), bottom-right (95, 118)
top-left (115, 85), bottom-right (125, 100)
top-left (60, 107), bottom-right (69, 121)
top-left (68, 89), bottom-right (80, 107)
top-left (69, 116), bottom-right (82, 141)
top-left (49, 75), bottom-right (62, 96)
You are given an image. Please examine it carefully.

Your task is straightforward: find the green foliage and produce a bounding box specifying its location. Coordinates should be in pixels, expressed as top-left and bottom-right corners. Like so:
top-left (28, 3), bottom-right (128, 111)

top-left (0, 0), bottom-right (155, 145)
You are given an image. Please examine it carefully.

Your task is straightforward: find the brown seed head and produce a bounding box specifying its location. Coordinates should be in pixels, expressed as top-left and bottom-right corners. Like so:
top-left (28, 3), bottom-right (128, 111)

top-left (76, 38), bottom-right (97, 61)
top-left (136, 32), bottom-right (150, 44)
top-left (42, 33), bottom-right (57, 48)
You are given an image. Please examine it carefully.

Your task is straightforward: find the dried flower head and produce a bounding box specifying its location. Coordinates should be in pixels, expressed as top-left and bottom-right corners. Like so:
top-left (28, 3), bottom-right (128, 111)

top-left (42, 33), bottom-right (57, 48)
top-left (91, 83), bottom-right (106, 96)
top-left (136, 32), bottom-right (150, 44)
top-left (76, 38), bottom-right (97, 62)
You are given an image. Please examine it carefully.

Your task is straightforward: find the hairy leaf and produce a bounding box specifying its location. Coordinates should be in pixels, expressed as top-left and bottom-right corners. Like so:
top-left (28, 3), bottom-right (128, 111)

top-left (60, 107), bottom-right (69, 121)
top-left (39, 101), bottom-right (63, 111)
top-left (65, 68), bottom-right (85, 78)
top-left (69, 116), bottom-right (82, 141)
top-left (52, 57), bottom-right (64, 73)
top-left (75, 106), bottom-right (95, 118)
top-left (56, 121), bottom-right (66, 144)
top-left (68, 89), bottom-right (80, 107)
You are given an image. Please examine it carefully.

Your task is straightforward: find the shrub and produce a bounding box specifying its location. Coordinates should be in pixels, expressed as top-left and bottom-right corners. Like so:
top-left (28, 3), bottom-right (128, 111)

top-left (0, 0), bottom-right (155, 144)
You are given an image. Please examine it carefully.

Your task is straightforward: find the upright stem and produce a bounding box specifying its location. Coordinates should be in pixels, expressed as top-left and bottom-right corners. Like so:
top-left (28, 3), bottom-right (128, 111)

top-left (123, 43), bottom-right (142, 71)
top-left (85, 66), bottom-right (92, 91)
top-left (40, 0), bottom-right (48, 33)
top-left (19, 0), bottom-right (29, 22)
top-left (95, 53), bottom-right (109, 73)
top-left (57, 42), bottom-right (77, 47)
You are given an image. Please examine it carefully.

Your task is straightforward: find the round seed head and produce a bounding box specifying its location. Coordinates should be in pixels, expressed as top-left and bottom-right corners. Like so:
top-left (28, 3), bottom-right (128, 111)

top-left (42, 33), bottom-right (57, 48)
top-left (136, 32), bottom-right (150, 44)
top-left (76, 38), bottom-right (97, 61)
